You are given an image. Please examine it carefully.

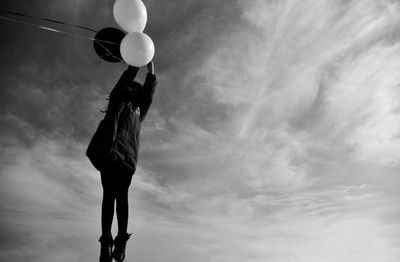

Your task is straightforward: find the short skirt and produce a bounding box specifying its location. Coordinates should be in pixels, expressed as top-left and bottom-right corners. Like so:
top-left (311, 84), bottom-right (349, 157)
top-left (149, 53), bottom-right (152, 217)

top-left (100, 163), bottom-right (133, 192)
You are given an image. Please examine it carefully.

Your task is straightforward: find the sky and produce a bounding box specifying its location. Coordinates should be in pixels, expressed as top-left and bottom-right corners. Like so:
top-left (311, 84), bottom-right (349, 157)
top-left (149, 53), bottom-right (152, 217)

top-left (0, 0), bottom-right (400, 261)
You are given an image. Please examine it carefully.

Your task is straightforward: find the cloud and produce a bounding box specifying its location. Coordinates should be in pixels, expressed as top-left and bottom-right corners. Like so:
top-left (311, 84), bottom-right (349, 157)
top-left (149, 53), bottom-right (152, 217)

top-left (1, 0), bottom-right (400, 261)
top-left (135, 0), bottom-right (400, 260)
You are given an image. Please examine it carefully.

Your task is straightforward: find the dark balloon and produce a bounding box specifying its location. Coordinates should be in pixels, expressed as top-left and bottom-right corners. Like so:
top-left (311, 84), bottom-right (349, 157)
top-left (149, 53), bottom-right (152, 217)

top-left (93, 27), bottom-right (126, 63)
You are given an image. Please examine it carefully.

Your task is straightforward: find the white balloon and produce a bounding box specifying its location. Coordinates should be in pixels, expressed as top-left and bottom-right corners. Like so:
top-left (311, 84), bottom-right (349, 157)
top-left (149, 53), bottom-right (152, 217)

top-left (113, 0), bottom-right (147, 33)
top-left (120, 32), bottom-right (155, 67)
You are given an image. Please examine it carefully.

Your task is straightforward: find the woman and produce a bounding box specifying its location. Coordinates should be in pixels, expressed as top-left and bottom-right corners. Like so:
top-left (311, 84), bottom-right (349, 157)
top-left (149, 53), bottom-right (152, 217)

top-left (87, 62), bottom-right (157, 262)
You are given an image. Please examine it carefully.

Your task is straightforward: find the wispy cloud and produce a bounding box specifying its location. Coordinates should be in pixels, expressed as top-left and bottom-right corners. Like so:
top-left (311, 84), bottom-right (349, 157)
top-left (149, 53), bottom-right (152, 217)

top-left (1, 0), bottom-right (400, 261)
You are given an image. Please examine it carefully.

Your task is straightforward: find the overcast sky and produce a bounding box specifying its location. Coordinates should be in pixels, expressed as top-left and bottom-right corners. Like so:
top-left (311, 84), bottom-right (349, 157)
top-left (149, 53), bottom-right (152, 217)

top-left (1, 0), bottom-right (400, 261)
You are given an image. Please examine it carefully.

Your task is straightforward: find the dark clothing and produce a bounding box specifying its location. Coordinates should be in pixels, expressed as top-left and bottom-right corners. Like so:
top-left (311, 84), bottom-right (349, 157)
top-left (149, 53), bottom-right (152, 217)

top-left (100, 163), bottom-right (132, 235)
top-left (100, 164), bottom-right (133, 193)
top-left (86, 66), bottom-right (157, 175)
top-left (105, 66), bottom-right (157, 122)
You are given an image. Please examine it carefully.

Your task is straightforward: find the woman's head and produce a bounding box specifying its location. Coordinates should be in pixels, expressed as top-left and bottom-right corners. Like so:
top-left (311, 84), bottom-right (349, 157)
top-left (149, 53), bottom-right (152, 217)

top-left (130, 81), bottom-right (142, 90)
top-left (125, 81), bottom-right (142, 106)
top-left (129, 81), bottom-right (142, 98)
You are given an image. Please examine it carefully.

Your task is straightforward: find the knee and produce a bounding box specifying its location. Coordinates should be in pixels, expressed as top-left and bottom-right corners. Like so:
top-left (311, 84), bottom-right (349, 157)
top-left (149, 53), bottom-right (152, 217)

top-left (116, 189), bottom-right (129, 202)
top-left (103, 187), bottom-right (117, 200)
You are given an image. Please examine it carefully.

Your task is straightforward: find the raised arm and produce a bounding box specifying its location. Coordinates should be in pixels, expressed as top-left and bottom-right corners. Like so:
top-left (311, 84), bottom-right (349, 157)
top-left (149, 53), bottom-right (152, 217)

top-left (109, 65), bottom-right (140, 99)
top-left (139, 61), bottom-right (157, 122)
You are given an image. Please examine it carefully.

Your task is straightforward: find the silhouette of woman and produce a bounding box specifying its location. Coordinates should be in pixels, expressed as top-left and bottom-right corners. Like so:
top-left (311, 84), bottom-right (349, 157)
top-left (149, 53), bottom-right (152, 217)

top-left (87, 62), bottom-right (157, 262)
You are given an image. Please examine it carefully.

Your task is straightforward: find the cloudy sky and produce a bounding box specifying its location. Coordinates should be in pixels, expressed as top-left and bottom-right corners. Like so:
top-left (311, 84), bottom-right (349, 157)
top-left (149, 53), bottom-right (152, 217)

top-left (1, 0), bottom-right (400, 261)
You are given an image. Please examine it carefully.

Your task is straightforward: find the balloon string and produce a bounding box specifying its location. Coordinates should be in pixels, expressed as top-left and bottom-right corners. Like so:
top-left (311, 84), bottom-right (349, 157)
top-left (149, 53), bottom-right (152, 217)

top-left (0, 14), bottom-right (97, 41)
top-left (96, 40), bottom-right (126, 63)
top-left (0, 14), bottom-right (127, 64)
top-left (0, 9), bottom-right (124, 45)
top-left (0, 9), bottom-right (97, 33)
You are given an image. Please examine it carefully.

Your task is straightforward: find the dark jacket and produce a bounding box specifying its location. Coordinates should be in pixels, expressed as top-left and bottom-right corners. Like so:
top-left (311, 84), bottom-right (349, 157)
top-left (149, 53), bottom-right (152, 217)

top-left (86, 66), bottom-right (157, 174)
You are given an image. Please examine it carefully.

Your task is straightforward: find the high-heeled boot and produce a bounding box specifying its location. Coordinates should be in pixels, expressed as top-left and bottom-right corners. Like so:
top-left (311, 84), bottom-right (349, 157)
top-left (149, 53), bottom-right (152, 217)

top-left (112, 232), bottom-right (132, 262)
top-left (99, 233), bottom-right (113, 262)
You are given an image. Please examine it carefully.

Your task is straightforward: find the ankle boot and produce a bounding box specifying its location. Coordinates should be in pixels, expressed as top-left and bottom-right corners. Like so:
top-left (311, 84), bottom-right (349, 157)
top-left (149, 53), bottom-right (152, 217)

top-left (112, 232), bottom-right (132, 262)
top-left (99, 233), bottom-right (113, 262)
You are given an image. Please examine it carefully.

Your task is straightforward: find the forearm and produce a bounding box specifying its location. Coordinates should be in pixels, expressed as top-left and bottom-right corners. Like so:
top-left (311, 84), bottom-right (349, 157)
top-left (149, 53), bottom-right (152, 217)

top-left (109, 65), bottom-right (139, 100)
top-left (115, 66), bottom-right (139, 88)
top-left (139, 73), bottom-right (157, 121)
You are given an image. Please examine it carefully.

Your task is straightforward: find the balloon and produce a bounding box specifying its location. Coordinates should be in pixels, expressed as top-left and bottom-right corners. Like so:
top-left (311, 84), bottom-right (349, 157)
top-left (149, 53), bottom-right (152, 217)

top-left (120, 32), bottom-right (155, 67)
top-left (113, 0), bottom-right (147, 33)
top-left (93, 27), bottom-right (126, 63)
